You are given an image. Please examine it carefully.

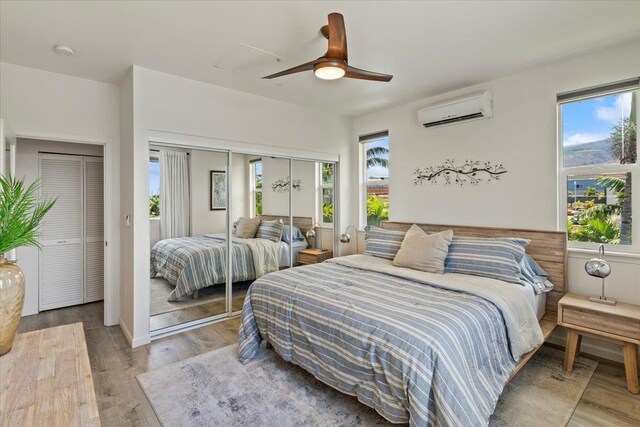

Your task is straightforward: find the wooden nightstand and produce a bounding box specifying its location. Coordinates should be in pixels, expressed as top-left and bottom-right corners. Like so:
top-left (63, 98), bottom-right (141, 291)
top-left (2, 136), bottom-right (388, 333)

top-left (558, 293), bottom-right (640, 394)
top-left (297, 249), bottom-right (333, 265)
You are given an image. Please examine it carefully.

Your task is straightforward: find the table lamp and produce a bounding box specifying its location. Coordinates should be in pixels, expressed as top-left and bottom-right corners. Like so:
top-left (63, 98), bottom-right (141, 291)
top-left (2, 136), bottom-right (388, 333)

top-left (339, 225), bottom-right (359, 253)
top-left (585, 244), bottom-right (616, 305)
top-left (305, 222), bottom-right (326, 251)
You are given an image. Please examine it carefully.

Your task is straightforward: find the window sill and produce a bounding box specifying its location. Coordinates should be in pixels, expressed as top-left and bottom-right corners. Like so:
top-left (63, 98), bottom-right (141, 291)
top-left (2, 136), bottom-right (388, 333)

top-left (568, 247), bottom-right (640, 260)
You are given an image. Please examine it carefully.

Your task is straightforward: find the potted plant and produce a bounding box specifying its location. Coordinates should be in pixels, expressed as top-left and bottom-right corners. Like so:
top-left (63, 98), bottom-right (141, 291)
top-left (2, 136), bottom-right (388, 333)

top-left (0, 175), bottom-right (56, 356)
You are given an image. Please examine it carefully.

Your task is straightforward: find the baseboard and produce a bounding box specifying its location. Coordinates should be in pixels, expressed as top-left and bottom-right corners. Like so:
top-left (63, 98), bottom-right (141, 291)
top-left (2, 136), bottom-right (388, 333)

top-left (21, 307), bottom-right (38, 317)
top-left (132, 334), bottom-right (151, 348)
top-left (119, 319), bottom-right (134, 345)
top-left (119, 319), bottom-right (151, 348)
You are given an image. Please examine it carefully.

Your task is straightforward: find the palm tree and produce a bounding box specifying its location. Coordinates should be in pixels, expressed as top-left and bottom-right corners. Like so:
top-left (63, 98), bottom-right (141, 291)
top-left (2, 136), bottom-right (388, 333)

top-left (583, 186), bottom-right (599, 197)
top-left (367, 146), bottom-right (389, 169)
top-left (570, 217), bottom-right (620, 244)
top-left (607, 92), bottom-right (636, 245)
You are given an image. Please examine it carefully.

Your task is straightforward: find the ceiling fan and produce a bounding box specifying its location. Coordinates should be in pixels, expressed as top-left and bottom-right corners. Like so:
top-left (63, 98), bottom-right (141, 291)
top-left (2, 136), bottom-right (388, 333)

top-left (262, 13), bottom-right (393, 82)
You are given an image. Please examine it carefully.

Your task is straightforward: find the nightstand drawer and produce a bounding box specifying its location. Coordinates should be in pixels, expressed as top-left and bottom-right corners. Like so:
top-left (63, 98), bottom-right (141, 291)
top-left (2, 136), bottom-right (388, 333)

top-left (562, 307), bottom-right (640, 340)
top-left (297, 250), bottom-right (332, 265)
top-left (298, 253), bottom-right (319, 264)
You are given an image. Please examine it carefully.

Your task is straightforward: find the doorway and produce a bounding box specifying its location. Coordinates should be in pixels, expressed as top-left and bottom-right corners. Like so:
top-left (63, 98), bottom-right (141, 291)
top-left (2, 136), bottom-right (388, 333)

top-left (12, 137), bottom-right (113, 323)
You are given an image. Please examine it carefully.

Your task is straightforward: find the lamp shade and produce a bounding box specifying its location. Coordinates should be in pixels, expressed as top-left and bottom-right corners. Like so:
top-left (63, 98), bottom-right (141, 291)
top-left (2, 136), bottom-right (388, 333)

top-left (585, 244), bottom-right (611, 279)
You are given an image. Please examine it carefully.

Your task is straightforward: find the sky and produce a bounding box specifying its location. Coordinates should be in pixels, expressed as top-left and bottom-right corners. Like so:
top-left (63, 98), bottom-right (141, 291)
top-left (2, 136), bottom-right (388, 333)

top-left (366, 137), bottom-right (390, 179)
top-left (150, 160), bottom-right (160, 196)
top-left (562, 91), bottom-right (632, 146)
top-left (254, 161), bottom-right (262, 181)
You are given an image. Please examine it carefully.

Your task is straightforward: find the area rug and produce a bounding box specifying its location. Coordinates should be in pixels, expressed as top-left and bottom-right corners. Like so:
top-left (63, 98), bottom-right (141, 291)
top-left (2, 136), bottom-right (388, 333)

top-left (137, 344), bottom-right (597, 426)
top-left (150, 278), bottom-right (250, 316)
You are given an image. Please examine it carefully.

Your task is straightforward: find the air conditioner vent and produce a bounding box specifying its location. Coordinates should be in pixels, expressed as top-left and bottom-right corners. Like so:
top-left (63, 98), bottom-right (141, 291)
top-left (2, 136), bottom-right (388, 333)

top-left (421, 112), bottom-right (484, 128)
top-left (418, 91), bottom-right (492, 129)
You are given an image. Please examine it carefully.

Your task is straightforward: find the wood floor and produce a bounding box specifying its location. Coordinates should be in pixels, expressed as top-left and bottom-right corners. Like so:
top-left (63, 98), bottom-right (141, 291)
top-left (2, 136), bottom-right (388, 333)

top-left (150, 289), bottom-right (246, 331)
top-left (15, 302), bottom-right (640, 427)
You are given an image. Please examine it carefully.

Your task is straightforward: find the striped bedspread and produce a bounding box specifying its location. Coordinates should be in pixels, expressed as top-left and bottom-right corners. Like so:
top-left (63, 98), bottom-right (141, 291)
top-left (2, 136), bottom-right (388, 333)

top-left (151, 235), bottom-right (256, 301)
top-left (238, 255), bottom-right (543, 426)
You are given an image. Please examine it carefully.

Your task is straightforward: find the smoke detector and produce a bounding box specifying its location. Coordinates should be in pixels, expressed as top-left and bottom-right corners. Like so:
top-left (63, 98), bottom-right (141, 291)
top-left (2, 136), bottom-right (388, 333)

top-left (53, 45), bottom-right (75, 56)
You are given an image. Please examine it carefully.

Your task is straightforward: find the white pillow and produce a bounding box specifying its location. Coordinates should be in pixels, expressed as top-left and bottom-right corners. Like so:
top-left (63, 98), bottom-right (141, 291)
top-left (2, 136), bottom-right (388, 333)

top-left (392, 225), bottom-right (453, 274)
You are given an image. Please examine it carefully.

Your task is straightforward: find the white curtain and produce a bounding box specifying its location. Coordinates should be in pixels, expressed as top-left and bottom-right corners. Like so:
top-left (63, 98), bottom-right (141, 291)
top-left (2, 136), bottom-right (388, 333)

top-left (160, 150), bottom-right (190, 239)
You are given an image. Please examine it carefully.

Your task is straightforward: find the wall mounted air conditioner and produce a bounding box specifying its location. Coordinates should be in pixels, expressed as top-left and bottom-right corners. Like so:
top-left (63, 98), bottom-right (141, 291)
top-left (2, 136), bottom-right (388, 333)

top-left (418, 91), bottom-right (492, 128)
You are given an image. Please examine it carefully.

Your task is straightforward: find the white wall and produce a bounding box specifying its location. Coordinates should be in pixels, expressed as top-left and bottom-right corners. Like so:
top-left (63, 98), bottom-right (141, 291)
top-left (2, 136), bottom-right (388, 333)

top-left (190, 150), bottom-right (246, 236)
top-left (119, 69), bottom-right (135, 342)
top-left (150, 220), bottom-right (160, 249)
top-left (231, 153), bottom-right (249, 223)
top-left (352, 40), bottom-right (640, 362)
top-left (14, 139), bottom-right (103, 316)
top-left (125, 66), bottom-right (351, 345)
top-left (148, 151), bottom-right (249, 248)
top-left (292, 160), bottom-right (318, 219)
top-left (261, 158), bottom-right (316, 219)
top-left (0, 62), bottom-right (120, 325)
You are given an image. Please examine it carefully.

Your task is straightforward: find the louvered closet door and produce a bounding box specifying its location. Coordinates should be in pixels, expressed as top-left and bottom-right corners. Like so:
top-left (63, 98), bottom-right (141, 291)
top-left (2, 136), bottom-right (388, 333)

top-left (84, 157), bottom-right (104, 303)
top-left (39, 154), bottom-right (84, 310)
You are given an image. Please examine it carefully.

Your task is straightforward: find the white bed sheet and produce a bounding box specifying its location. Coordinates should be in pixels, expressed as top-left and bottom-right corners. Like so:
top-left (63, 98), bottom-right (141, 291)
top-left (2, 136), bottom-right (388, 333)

top-left (204, 233), bottom-right (307, 268)
top-left (519, 281), bottom-right (547, 320)
top-left (276, 240), bottom-right (308, 267)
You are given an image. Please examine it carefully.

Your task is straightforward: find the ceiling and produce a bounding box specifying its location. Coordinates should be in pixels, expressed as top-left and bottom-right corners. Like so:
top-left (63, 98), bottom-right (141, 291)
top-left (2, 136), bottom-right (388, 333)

top-left (2, 1), bottom-right (640, 117)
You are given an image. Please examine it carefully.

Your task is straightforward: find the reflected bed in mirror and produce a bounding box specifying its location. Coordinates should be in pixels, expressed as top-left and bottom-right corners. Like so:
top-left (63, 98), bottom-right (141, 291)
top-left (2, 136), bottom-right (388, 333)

top-left (149, 216), bottom-right (312, 331)
top-left (148, 146), bottom-right (337, 335)
top-left (149, 145), bottom-right (232, 331)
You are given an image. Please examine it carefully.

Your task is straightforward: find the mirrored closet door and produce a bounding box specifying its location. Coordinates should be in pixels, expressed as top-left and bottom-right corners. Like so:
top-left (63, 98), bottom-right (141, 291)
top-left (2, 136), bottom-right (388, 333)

top-left (292, 160), bottom-right (336, 267)
top-left (149, 145), bottom-right (230, 333)
top-left (148, 142), bottom-right (338, 335)
top-left (229, 154), bottom-right (293, 314)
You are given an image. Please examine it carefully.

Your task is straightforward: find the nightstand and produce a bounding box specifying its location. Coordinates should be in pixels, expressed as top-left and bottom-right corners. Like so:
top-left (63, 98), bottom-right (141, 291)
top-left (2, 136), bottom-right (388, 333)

top-left (558, 293), bottom-right (640, 394)
top-left (297, 249), bottom-right (333, 265)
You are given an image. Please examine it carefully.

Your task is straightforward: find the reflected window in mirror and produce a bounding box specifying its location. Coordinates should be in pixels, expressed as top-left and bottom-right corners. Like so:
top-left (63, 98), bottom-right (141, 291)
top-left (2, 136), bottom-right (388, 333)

top-left (320, 163), bottom-right (334, 226)
top-left (149, 155), bottom-right (160, 218)
top-left (250, 159), bottom-right (263, 216)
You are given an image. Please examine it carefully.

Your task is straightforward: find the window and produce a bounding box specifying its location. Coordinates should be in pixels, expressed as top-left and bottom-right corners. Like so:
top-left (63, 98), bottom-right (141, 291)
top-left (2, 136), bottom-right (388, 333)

top-left (360, 131), bottom-right (390, 227)
top-left (149, 157), bottom-right (160, 218)
top-left (558, 78), bottom-right (638, 250)
top-left (319, 163), bottom-right (334, 225)
top-left (250, 159), bottom-right (263, 216)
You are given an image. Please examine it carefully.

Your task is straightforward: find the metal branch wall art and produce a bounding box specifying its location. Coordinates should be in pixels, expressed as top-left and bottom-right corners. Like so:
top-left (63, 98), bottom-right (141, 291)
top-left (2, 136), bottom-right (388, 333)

top-left (413, 159), bottom-right (507, 186)
top-left (271, 176), bottom-right (302, 193)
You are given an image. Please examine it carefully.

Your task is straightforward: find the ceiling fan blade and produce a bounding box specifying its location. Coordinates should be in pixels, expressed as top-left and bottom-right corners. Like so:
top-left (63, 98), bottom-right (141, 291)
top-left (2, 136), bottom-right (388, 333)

top-left (326, 13), bottom-right (347, 61)
top-left (262, 60), bottom-right (315, 79)
top-left (344, 65), bottom-right (393, 82)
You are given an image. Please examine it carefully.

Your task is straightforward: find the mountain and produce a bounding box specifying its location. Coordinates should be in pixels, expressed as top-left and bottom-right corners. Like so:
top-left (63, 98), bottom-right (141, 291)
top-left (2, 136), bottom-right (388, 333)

top-left (563, 139), bottom-right (616, 167)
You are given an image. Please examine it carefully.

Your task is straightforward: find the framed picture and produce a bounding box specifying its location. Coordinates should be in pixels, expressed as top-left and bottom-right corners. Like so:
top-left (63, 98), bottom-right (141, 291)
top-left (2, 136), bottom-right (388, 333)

top-left (210, 170), bottom-right (226, 210)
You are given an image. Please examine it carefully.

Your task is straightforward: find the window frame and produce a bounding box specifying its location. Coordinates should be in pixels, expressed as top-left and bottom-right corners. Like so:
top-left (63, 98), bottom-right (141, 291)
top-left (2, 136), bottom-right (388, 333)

top-left (318, 162), bottom-right (335, 227)
top-left (359, 131), bottom-right (390, 229)
top-left (250, 158), bottom-right (262, 217)
top-left (557, 84), bottom-right (639, 253)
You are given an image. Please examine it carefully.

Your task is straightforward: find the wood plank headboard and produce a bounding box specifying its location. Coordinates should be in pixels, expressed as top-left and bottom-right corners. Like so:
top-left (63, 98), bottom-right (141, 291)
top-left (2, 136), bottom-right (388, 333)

top-left (258, 215), bottom-right (314, 235)
top-left (380, 221), bottom-right (567, 320)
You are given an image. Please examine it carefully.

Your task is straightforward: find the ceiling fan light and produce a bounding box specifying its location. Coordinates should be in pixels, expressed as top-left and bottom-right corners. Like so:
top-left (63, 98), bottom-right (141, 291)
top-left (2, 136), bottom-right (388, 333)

top-left (314, 63), bottom-right (345, 80)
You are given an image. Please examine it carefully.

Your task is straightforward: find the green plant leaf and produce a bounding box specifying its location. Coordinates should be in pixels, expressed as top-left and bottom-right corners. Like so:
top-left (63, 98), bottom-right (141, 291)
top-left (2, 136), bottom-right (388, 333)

top-left (0, 174), bottom-right (57, 254)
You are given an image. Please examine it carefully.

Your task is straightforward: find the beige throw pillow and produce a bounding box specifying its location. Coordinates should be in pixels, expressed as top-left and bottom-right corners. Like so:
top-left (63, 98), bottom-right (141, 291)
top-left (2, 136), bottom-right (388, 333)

top-left (392, 225), bottom-right (453, 274)
top-left (235, 217), bottom-right (261, 238)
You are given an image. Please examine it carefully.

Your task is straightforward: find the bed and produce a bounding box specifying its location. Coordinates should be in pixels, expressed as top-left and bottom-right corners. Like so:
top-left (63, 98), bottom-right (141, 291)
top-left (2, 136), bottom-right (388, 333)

top-left (238, 222), bottom-right (566, 426)
top-left (150, 216), bottom-right (313, 301)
